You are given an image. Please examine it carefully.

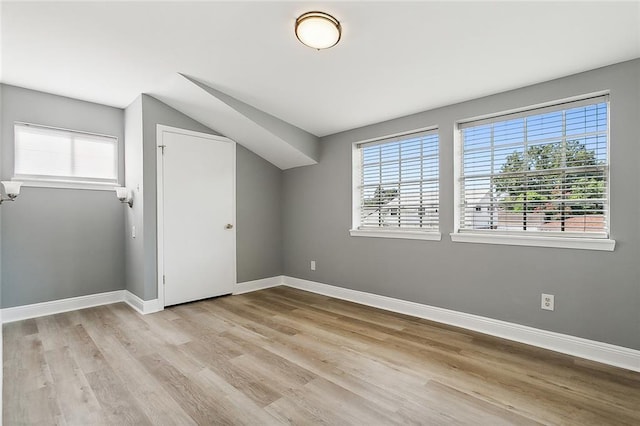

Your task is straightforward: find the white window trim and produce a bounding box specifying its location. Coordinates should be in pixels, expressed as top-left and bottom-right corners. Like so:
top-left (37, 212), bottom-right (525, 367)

top-left (350, 229), bottom-right (442, 241)
top-left (351, 126), bottom-right (440, 240)
top-left (452, 93), bottom-right (615, 251)
top-left (450, 232), bottom-right (615, 251)
top-left (13, 122), bottom-right (120, 190)
top-left (14, 178), bottom-right (119, 192)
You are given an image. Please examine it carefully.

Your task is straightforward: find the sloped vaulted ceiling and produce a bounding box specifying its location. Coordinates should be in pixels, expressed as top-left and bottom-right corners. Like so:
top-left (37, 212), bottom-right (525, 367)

top-left (151, 74), bottom-right (319, 170)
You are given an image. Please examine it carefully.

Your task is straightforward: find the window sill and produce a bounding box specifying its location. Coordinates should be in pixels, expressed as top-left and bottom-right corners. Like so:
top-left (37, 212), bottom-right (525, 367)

top-left (13, 178), bottom-right (119, 192)
top-left (449, 232), bottom-right (615, 251)
top-left (350, 229), bottom-right (442, 241)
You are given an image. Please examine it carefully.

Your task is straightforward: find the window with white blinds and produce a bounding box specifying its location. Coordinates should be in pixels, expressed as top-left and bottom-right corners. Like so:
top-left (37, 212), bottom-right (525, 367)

top-left (457, 95), bottom-right (609, 238)
top-left (355, 129), bottom-right (439, 232)
top-left (14, 123), bottom-right (118, 186)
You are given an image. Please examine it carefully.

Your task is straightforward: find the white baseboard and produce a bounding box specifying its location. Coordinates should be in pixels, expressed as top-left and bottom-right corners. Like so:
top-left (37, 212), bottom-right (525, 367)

top-left (0, 277), bottom-right (285, 323)
top-left (0, 275), bottom-right (284, 323)
top-left (1, 290), bottom-right (125, 323)
top-left (234, 275), bottom-right (284, 295)
top-left (282, 276), bottom-right (640, 373)
top-left (124, 291), bottom-right (163, 315)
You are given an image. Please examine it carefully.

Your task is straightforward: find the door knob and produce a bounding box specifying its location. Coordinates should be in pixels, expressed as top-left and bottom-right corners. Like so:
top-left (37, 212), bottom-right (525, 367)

top-left (225, 224), bottom-right (233, 229)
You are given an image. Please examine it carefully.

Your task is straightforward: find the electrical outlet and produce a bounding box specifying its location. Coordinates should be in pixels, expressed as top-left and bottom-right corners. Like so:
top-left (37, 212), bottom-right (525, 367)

top-left (541, 293), bottom-right (554, 311)
top-left (310, 260), bottom-right (316, 271)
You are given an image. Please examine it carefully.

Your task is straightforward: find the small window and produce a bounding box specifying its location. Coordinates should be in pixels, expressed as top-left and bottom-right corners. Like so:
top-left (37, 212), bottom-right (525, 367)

top-left (456, 95), bottom-right (609, 239)
top-left (14, 123), bottom-right (118, 187)
top-left (352, 128), bottom-right (439, 235)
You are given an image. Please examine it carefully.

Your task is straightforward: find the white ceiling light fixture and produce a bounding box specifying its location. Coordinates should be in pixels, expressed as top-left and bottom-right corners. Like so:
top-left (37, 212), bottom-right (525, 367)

top-left (295, 11), bottom-right (341, 50)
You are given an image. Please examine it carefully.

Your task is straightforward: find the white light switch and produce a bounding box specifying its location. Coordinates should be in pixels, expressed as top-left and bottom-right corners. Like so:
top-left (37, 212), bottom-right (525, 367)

top-left (310, 260), bottom-right (316, 271)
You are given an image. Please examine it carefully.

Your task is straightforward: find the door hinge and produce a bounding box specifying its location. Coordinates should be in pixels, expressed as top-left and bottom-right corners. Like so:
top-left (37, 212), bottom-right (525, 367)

top-left (163, 275), bottom-right (166, 285)
top-left (158, 144), bottom-right (166, 154)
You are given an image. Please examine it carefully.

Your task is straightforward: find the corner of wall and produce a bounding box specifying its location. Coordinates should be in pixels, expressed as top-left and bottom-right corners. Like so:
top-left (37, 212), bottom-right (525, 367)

top-left (0, 81), bottom-right (4, 421)
top-left (123, 96), bottom-right (145, 300)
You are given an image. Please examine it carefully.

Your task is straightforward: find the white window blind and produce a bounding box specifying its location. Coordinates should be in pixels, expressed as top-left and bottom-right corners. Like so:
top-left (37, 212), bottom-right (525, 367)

top-left (14, 123), bottom-right (118, 186)
top-left (356, 129), bottom-right (439, 231)
top-left (458, 95), bottom-right (609, 238)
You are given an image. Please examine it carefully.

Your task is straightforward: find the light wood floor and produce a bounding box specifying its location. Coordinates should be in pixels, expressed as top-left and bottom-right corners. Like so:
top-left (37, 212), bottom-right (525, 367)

top-left (4, 286), bottom-right (640, 425)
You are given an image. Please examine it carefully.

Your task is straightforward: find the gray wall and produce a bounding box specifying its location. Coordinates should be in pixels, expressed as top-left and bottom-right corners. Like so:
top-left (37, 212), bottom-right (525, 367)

top-left (236, 144), bottom-right (283, 282)
top-left (282, 59), bottom-right (640, 350)
top-left (0, 85), bottom-right (125, 308)
top-left (124, 96), bottom-right (145, 299)
top-left (1, 83), bottom-right (4, 309)
top-left (0, 83), bottom-right (3, 412)
top-left (138, 94), bottom-right (224, 300)
top-left (125, 94), bottom-right (283, 300)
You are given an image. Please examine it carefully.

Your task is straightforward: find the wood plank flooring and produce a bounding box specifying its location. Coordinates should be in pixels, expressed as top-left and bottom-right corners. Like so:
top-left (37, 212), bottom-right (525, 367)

top-left (4, 286), bottom-right (640, 425)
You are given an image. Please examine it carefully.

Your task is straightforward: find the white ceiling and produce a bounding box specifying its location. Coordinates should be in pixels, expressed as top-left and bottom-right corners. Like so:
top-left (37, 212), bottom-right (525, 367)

top-left (2, 1), bottom-right (639, 138)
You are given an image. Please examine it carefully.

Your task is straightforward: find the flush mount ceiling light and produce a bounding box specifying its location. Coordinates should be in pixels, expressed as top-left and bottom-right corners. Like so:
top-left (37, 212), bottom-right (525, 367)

top-left (295, 11), bottom-right (341, 50)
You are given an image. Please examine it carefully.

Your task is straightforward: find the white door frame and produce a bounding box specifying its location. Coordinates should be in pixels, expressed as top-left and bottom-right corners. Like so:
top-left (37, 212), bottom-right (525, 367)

top-left (156, 124), bottom-right (236, 308)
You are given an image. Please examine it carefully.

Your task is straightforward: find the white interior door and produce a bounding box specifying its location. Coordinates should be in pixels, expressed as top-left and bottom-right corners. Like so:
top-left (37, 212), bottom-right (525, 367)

top-left (158, 126), bottom-right (236, 307)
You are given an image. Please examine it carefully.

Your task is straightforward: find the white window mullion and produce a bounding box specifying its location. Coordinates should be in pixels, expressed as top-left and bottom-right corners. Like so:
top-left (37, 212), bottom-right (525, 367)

top-left (561, 110), bottom-right (567, 232)
top-left (523, 117), bottom-right (529, 231)
top-left (419, 137), bottom-right (424, 228)
top-left (378, 147), bottom-right (382, 227)
top-left (490, 124), bottom-right (495, 230)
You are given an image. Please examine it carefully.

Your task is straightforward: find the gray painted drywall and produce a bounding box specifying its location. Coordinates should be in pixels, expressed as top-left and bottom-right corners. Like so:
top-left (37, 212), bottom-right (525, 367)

top-left (236, 144), bottom-right (283, 282)
top-left (282, 59), bottom-right (640, 350)
top-left (0, 87), bottom-right (283, 306)
top-left (128, 94), bottom-right (222, 300)
top-left (0, 85), bottom-right (3, 306)
top-left (0, 84), bottom-right (125, 308)
top-left (129, 94), bottom-right (283, 300)
top-left (124, 96), bottom-right (145, 299)
top-left (0, 83), bottom-right (3, 409)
